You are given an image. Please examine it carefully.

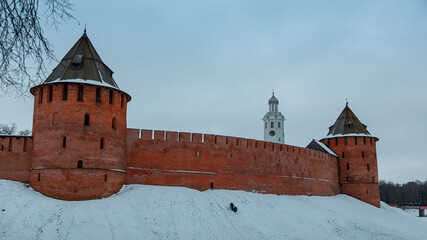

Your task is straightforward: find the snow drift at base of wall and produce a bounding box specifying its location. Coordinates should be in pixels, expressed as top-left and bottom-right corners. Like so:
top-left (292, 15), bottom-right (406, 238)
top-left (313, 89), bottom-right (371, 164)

top-left (0, 180), bottom-right (425, 240)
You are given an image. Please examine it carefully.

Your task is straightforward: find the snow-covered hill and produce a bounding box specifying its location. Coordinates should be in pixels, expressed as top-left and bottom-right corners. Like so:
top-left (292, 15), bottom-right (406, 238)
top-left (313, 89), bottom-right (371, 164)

top-left (0, 180), bottom-right (425, 240)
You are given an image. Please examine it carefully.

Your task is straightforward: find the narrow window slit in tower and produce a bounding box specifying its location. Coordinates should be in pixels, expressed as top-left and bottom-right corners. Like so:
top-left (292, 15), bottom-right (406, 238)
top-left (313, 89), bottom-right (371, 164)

top-left (48, 85), bottom-right (53, 102)
top-left (366, 190), bottom-right (369, 194)
top-left (96, 87), bottom-right (101, 103)
top-left (23, 138), bottom-right (27, 152)
top-left (362, 151), bottom-right (365, 158)
top-left (77, 160), bottom-right (83, 169)
top-left (104, 174), bottom-right (107, 182)
top-left (84, 114), bottom-right (90, 126)
top-left (367, 163), bottom-right (370, 171)
top-left (121, 94), bottom-right (124, 108)
top-left (1, 145), bottom-right (3, 151)
top-left (38, 173), bottom-right (41, 181)
top-left (355, 137), bottom-right (357, 145)
top-left (100, 138), bottom-right (104, 149)
top-left (63, 84), bottom-right (68, 101)
top-left (346, 162), bottom-right (349, 170)
top-left (346, 176), bottom-right (349, 182)
top-left (8, 138), bottom-right (12, 151)
top-left (112, 117), bottom-right (116, 129)
top-left (39, 88), bottom-right (43, 104)
top-left (363, 137), bottom-right (366, 145)
top-left (372, 176), bottom-right (375, 183)
top-left (335, 137), bottom-right (338, 145)
top-left (78, 85), bottom-right (84, 102)
top-left (344, 137), bottom-right (348, 145)
top-left (62, 137), bottom-right (66, 148)
top-left (109, 90), bottom-right (113, 104)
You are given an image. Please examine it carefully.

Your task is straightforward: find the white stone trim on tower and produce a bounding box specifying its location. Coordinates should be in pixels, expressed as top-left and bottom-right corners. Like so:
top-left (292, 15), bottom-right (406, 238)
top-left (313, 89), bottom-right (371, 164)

top-left (263, 93), bottom-right (285, 143)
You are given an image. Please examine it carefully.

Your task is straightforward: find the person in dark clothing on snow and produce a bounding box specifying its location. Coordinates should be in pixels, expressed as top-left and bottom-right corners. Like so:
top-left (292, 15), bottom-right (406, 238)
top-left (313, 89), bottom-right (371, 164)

top-left (229, 203), bottom-right (237, 212)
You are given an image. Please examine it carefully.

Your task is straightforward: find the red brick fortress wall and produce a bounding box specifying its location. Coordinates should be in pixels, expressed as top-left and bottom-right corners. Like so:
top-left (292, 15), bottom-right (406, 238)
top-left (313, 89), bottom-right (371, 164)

top-left (126, 129), bottom-right (340, 196)
top-left (320, 136), bottom-right (380, 207)
top-left (0, 136), bottom-right (32, 182)
top-left (29, 83), bottom-right (130, 200)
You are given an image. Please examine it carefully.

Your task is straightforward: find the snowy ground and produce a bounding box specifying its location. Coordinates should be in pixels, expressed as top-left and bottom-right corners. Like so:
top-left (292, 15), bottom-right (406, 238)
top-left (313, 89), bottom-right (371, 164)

top-left (0, 180), bottom-right (426, 240)
top-left (403, 207), bottom-right (427, 220)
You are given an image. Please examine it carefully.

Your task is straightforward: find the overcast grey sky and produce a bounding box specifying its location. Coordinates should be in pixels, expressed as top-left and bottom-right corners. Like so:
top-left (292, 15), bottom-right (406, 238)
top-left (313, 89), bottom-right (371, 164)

top-left (2, 0), bottom-right (427, 183)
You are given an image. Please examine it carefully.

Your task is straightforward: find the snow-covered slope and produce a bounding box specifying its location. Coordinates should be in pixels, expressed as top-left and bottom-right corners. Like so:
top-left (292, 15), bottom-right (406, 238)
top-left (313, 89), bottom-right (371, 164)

top-left (0, 180), bottom-right (425, 240)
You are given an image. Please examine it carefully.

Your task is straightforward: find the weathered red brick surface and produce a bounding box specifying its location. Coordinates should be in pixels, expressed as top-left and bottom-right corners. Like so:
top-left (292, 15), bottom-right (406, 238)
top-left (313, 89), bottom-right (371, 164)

top-left (0, 136), bottom-right (31, 182)
top-left (321, 136), bottom-right (380, 207)
top-left (126, 129), bottom-right (340, 196)
top-left (28, 83), bottom-right (130, 200)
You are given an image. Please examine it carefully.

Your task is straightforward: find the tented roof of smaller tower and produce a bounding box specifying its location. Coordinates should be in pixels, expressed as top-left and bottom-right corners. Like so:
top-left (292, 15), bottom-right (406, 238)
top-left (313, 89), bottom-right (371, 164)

top-left (42, 31), bottom-right (120, 89)
top-left (326, 103), bottom-right (371, 137)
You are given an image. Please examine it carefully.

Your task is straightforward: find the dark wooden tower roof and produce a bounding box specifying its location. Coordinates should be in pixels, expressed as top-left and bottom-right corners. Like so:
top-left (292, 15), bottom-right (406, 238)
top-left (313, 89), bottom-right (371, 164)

top-left (43, 30), bottom-right (120, 89)
top-left (327, 103), bottom-right (371, 136)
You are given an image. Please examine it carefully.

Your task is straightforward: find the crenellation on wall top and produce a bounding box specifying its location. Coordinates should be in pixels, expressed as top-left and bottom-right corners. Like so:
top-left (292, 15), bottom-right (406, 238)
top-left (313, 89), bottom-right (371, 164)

top-left (126, 128), bottom-right (338, 160)
top-left (0, 135), bottom-right (33, 153)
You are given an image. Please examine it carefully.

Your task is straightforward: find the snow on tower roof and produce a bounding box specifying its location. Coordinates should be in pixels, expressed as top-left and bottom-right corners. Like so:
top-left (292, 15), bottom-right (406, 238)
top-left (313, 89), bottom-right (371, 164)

top-left (42, 31), bottom-right (120, 90)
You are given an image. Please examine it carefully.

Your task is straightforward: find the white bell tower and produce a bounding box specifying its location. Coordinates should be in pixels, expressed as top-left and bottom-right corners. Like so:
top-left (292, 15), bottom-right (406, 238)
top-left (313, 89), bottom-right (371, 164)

top-left (263, 91), bottom-right (285, 143)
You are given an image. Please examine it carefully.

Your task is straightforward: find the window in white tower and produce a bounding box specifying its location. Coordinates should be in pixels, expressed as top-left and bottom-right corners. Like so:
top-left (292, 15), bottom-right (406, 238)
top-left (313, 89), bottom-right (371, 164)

top-left (278, 122), bottom-right (281, 128)
top-left (265, 122), bottom-right (267, 129)
top-left (271, 122), bottom-right (274, 128)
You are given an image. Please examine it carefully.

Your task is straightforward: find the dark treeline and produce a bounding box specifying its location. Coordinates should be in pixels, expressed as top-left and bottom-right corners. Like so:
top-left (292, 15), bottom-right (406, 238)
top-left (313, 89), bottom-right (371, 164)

top-left (379, 180), bottom-right (427, 206)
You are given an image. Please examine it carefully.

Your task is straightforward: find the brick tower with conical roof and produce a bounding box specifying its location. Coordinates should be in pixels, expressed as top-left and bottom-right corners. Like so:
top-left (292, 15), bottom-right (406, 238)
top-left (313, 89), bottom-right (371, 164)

top-left (320, 103), bottom-right (380, 207)
top-left (29, 31), bottom-right (131, 200)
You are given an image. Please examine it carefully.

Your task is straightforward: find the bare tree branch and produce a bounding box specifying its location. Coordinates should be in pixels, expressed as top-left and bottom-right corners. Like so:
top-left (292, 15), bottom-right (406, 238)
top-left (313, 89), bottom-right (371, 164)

top-left (0, 123), bottom-right (17, 135)
top-left (0, 0), bottom-right (74, 95)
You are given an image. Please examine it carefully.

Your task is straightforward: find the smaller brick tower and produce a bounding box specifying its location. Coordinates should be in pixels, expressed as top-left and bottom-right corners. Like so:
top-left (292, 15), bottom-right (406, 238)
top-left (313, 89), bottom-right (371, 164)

top-left (320, 103), bottom-right (380, 207)
top-left (29, 31), bottom-right (131, 200)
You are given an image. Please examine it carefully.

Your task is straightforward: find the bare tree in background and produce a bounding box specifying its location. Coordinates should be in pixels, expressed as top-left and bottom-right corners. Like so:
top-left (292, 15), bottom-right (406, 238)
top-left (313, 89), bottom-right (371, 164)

top-left (0, 0), bottom-right (74, 95)
top-left (0, 123), bottom-right (17, 134)
top-left (18, 129), bottom-right (31, 135)
top-left (0, 123), bottom-right (30, 135)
